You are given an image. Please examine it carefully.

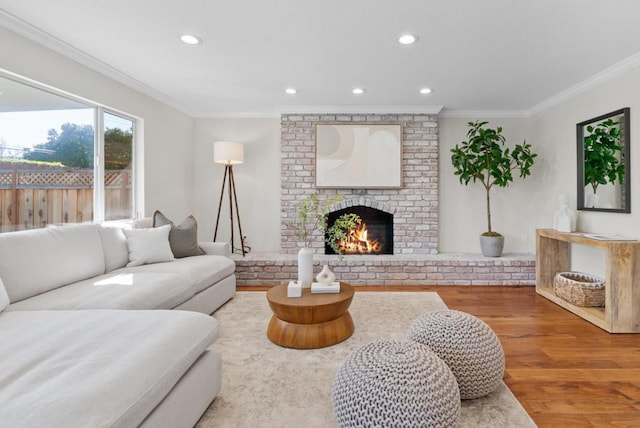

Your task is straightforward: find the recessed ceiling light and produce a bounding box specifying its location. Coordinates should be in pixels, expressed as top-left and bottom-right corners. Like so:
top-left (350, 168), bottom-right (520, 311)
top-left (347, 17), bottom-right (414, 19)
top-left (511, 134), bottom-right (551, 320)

top-left (352, 88), bottom-right (365, 95)
top-left (398, 34), bottom-right (417, 45)
top-left (285, 88), bottom-right (298, 95)
top-left (180, 34), bottom-right (201, 45)
top-left (419, 88), bottom-right (432, 94)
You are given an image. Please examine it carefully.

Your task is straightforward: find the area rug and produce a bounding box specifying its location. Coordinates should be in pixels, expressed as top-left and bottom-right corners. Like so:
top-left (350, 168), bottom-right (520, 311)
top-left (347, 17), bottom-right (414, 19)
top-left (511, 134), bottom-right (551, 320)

top-left (196, 292), bottom-right (536, 427)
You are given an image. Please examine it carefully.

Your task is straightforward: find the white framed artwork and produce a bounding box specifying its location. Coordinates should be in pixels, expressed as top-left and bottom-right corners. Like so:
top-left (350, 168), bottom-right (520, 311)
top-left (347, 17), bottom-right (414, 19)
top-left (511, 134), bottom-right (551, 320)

top-left (315, 123), bottom-right (402, 188)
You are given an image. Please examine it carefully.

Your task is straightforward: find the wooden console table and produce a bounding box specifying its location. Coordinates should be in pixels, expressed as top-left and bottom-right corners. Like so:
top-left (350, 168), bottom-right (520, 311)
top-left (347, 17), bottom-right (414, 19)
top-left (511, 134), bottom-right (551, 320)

top-left (536, 228), bottom-right (640, 333)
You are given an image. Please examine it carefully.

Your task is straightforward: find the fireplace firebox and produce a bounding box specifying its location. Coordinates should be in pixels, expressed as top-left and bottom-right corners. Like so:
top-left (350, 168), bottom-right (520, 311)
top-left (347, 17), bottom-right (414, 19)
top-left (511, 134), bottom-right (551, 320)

top-left (325, 206), bottom-right (393, 255)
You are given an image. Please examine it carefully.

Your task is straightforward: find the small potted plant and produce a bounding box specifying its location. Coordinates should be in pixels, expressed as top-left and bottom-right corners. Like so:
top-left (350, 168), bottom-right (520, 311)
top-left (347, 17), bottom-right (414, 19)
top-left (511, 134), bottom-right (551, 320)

top-left (450, 120), bottom-right (537, 257)
top-left (288, 193), bottom-right (360, 286)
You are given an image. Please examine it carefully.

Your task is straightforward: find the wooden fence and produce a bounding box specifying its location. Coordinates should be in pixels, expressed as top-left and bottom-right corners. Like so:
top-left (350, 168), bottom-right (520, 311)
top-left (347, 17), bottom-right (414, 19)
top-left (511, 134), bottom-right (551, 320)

top-left (0, 169), bottom-right (131, 232)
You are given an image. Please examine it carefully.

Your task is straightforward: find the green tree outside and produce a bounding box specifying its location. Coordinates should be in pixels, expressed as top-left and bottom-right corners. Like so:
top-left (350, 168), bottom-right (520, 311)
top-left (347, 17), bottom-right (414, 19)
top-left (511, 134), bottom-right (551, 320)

top-left (23, 123), bottom-right (132, 170)
top-left (24, 123), bottom-right (94, 167)
top-left (104, 127), bottom-right (133, 170)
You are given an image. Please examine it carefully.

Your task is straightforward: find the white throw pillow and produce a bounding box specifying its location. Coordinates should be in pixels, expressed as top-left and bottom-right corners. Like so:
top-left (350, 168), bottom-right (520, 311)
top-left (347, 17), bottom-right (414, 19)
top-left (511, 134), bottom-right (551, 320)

top-left (97, 224), bottom-right (130, 272)
top-left (123, 224), bottom-right (175, 267)
top-left (0, 277), bottom-right (9, 312)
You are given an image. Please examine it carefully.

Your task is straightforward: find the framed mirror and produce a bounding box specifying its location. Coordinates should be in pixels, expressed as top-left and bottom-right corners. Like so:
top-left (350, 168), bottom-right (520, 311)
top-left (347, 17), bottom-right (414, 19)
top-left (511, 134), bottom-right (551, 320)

top-left (577, 107), bottom-right (630, 213)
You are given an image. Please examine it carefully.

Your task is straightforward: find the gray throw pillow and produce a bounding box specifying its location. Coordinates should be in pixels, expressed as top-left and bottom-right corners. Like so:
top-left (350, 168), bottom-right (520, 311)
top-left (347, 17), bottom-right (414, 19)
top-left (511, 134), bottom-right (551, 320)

top-left (152, 210), bottom-right (205, 258)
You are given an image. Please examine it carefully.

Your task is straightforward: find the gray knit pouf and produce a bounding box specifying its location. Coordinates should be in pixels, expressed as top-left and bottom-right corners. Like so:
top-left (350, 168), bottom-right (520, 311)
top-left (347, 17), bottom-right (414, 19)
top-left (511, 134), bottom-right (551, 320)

top-left (332, 339), bottom-right (460, 428)
top-left (408, 310), bottom-right (505, 400)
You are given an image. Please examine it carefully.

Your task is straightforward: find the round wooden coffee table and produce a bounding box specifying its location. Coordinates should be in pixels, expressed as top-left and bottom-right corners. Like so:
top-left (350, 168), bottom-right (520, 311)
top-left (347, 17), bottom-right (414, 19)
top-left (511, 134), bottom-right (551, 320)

top-left (266, 282), bottom-right (355, 349)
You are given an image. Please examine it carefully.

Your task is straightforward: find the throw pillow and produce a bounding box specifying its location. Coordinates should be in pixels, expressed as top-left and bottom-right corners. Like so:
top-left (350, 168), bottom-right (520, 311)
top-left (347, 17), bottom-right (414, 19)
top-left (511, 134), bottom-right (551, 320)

top-left (97, 224), bottom-right (130, 272)
top-left (123, 224), bottom-right (175, 267)
top-left (0, 277), bottom-right (10, 312)
top-left (152, 210), bottom-right (205, 258)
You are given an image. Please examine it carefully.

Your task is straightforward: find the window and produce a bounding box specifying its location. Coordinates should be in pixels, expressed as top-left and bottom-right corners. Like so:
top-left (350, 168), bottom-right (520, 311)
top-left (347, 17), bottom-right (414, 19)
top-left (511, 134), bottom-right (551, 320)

top-left (102, 112), bottom-right (134, 221)
top-left (0, 72), bottom-right (139, 231)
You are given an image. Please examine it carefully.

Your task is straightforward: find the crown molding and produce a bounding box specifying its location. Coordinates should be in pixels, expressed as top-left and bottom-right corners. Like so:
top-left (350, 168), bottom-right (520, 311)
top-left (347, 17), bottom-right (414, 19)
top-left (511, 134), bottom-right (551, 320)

top-left (0, 9), bottom-right (196, 116)
top-left (528, 51), bottom-right (640, 116)
top-left (439, 109), bottom-right (529, 119)
top-left (276, 105), bottom-right (443, 115)
top-left (195, 111), bottom-right (281, 119)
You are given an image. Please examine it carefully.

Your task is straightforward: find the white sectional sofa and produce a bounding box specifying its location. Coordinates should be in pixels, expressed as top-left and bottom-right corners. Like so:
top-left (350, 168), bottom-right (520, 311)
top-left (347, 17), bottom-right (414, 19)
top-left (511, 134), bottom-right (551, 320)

top-left (0, 222), bottom-right (236, 427)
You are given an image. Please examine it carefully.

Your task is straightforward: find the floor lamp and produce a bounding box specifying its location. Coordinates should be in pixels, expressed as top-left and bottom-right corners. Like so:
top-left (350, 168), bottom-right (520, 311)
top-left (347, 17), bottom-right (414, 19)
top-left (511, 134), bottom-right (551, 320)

top-left (213, 141), bottom-right (247, 256)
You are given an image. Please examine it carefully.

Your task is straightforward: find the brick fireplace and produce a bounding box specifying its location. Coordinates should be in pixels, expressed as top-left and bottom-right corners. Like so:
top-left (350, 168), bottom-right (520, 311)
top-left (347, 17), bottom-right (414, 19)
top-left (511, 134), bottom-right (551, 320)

top-left (280, 113), bottom-right (439, 254)
top-left (232, 113), bottom-right (536, 286)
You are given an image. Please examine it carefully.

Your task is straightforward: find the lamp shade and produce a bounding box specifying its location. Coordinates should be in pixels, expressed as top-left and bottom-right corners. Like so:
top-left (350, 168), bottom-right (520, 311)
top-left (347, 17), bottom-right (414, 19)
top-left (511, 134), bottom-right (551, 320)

top-left (214, 141), bottom-right (244, 164)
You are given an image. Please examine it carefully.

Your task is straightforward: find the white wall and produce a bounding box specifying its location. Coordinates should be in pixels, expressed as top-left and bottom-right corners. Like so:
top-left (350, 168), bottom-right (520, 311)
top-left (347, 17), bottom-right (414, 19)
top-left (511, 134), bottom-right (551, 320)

top-left (0, 26), bottom-right (196, 221)
top-left (193, 118), bottom-right (281, 252)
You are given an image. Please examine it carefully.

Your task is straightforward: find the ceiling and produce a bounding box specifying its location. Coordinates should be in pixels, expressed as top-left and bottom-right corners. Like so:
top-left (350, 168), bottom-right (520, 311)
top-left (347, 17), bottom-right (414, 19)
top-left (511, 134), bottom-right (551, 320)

top-left (1, 0), bottom-right (640, 117)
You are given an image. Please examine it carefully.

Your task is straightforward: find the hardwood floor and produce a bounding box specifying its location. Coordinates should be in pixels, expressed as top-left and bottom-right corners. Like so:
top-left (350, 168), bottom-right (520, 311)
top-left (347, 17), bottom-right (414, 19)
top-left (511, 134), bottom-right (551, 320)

top-left (238, 285), bottom-right (640, 427)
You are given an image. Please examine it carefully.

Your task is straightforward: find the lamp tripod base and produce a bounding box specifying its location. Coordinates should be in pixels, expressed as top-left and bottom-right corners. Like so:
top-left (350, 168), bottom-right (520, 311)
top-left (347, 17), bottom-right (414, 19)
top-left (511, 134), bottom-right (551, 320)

top-left (213, 164), bottom-right (247, 256)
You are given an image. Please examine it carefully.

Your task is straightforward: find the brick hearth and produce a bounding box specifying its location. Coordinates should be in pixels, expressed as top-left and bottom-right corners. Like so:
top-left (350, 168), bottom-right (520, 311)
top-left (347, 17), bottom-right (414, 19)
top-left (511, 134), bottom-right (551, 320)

top-left (234, 253), bottom-right (535, 286)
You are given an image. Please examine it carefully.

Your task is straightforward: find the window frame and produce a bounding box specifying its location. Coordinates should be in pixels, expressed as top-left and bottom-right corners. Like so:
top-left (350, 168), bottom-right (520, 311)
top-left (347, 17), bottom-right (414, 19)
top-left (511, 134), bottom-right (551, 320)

top-left (0, 68), bottom-right (142, 224)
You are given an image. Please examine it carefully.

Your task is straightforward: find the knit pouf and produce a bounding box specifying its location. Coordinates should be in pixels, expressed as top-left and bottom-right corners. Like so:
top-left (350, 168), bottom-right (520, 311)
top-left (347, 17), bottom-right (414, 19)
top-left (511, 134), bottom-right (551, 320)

top-left (408, 310), bottom-right (505, 400)
top-left (332, 339), bottom-right (460, 428)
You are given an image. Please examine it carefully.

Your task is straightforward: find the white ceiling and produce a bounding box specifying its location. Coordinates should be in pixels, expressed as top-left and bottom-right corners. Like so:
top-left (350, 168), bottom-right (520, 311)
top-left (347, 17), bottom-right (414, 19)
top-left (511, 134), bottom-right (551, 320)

top-left (1, 0), bottom-right (640, 117)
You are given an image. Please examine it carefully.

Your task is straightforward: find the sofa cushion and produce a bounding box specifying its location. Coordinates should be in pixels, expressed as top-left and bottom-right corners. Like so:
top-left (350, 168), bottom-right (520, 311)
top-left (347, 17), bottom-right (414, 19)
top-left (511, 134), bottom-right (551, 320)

top-left (6, 271), bottom-right (194, 311)
top-left (153, 210), bottom-right (205, 258)
top-left (0, 309), bottom-right (219, 428)
top-left (118, 255), bottom-right (236, 294)
top-left (0, 278), bottom-right (9, 312)
top-left (124, 225), bottom-right (175, 267)
top-left (97, 224), bottom-right (130, 272)
top-left (0, 223), bottom-right (106, 303)
top-left (200, 241), bottom-right (232, 257)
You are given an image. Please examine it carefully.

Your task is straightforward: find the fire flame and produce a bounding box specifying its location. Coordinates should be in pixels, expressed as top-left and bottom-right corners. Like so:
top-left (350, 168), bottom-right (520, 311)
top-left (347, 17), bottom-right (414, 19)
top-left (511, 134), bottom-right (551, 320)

top-left (335, 222), bottom-right (382, 254)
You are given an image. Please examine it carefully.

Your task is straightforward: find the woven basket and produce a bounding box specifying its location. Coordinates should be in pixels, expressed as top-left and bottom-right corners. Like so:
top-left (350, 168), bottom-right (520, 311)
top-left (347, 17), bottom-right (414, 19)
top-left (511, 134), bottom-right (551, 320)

top-left (554, 272), bottom-right (605, 307)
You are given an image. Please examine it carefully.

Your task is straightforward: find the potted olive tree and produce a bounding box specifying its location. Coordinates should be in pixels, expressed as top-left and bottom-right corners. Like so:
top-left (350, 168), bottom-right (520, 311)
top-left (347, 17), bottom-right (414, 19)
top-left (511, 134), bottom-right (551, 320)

top-left (451, 121), bottom-right (537, 257)
top-left (288, 193), bottom-right (360, 286)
